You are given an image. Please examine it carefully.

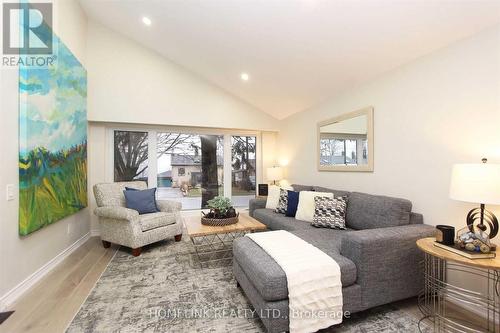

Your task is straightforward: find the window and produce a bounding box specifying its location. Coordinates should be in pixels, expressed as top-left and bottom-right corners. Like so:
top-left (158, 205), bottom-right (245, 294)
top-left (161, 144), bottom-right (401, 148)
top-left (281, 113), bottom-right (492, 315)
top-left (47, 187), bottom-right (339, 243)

top-left (113, 131), bottom-right (149, 183)
top-left (345, 139), bottom-right (357, 165)
top-left (112, 129), bottom-right (258, 210)
top-left (333, 139), bottom-right (345, 157)
top-left (320, 138), bottom-right (345, 165)
top-left (231, 136), bottom-right (256, 207)
top-left (320, 138), bottom-right (361, 166)
top-left (362, 139), bottom-right (368, 161)
top-left (156, 132), bottom-right (224, 209)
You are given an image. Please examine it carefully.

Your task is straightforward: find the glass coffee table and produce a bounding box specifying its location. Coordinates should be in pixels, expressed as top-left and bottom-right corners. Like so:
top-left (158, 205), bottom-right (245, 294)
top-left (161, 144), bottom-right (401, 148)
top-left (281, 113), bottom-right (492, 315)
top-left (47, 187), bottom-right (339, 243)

top-left (184, 213), bottom-right (266, 268)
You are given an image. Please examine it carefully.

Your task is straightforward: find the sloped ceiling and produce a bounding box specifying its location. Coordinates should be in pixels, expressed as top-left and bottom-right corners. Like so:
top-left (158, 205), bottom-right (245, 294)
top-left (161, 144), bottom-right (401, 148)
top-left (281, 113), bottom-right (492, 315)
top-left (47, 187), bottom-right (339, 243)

top-left (80, 0), bottom-right (500, 119)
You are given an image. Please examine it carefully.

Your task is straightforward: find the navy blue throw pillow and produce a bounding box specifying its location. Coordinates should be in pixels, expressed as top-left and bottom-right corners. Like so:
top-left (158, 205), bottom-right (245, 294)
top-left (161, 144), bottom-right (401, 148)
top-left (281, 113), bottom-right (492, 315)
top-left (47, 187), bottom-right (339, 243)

top-left (285, 190), bottom-right (300, 217)
top-left (125, 187), bottom-right (139, 191)
top-left (123, 188), bottom-right (159, 214)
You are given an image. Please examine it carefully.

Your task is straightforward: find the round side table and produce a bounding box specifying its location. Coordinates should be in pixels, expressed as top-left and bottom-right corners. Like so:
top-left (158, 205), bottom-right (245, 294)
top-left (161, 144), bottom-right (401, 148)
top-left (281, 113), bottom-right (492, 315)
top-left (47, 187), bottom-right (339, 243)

top-left (417, 237), bottom-right (500, 332)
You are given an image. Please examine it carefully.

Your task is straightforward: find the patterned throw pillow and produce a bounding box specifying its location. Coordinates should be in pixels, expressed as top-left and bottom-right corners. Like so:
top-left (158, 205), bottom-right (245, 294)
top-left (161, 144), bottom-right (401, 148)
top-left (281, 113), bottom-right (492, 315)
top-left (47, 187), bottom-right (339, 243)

top-left (312, 196), bottom-right (348, 229)
top-left (275, 189), bottom-right (289, 214)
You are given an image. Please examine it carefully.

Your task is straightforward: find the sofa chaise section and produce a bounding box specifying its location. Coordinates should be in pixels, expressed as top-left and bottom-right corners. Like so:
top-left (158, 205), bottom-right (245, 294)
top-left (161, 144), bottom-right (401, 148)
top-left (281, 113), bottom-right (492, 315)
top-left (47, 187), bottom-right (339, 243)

top-left (236, 186), bottom-right (435, 333)
top-left (234, 229), bottom-right (358, 302)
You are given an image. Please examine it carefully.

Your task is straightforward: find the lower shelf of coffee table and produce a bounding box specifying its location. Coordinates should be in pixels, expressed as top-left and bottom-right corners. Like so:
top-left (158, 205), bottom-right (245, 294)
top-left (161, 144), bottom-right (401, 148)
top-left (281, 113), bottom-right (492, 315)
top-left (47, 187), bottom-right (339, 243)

top-left (189, 230), bottom-right (249, 268)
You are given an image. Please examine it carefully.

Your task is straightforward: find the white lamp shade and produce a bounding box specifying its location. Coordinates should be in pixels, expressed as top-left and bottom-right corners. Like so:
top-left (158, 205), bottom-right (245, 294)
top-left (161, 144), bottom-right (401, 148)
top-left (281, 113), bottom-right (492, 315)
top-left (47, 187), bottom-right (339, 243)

top-left (267, 167), bottom-right (283, 181)
top-left (449, 163), bottom-right (500, 205)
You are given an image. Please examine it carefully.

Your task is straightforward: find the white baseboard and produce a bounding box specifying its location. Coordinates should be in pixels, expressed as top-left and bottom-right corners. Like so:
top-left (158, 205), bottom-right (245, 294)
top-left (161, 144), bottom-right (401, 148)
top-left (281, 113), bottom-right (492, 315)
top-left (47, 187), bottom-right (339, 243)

top-left (90, 228), bottom-right (100, 236)
top-left (0, 232), bottom-right (91, 311)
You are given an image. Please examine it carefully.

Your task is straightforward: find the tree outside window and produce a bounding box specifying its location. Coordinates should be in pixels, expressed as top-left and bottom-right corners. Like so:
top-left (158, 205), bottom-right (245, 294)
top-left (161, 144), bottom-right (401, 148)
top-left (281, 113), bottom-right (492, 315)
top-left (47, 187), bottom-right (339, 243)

top-left (114, 131), bottom-right (149, 182)
top-left (231, 136), bottom-right (256, 195)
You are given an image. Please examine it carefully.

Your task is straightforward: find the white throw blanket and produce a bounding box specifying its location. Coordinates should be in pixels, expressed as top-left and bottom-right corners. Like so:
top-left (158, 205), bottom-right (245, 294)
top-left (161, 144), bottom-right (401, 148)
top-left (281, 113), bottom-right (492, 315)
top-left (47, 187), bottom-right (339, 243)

top-left (246, 230), bottom-right (343, 333)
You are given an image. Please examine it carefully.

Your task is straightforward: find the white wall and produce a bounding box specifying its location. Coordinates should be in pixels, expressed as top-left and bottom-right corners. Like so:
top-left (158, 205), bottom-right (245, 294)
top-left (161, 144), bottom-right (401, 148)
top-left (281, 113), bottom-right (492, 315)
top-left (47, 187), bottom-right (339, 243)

top-left (0, 0), bottom-right (89, 305)
top-left (278, 25), bottom-right (500, 238)
top-left (87, 124), bottom-right (107, 235)
top-left (86, 21), bottom-right (279, 131)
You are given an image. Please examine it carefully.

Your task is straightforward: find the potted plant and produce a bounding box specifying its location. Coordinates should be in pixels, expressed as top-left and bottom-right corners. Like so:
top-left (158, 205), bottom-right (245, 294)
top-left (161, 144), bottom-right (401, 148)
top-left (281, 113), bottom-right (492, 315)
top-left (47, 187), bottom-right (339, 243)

top-left (201, 196), bottom-right (239, 226)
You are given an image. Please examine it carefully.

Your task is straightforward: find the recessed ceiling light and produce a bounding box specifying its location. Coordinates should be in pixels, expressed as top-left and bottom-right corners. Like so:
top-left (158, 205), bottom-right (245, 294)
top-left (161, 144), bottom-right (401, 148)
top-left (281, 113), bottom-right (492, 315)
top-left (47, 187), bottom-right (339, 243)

top-left (142, 17), bottom-right (152, 26)
top-left (240, 73), bottom-right (250, 81)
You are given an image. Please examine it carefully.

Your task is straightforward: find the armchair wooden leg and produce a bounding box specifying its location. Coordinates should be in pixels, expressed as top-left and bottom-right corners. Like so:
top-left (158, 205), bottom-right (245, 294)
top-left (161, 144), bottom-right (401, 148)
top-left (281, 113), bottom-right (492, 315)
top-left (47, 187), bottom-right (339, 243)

top-left (131, 247), bottom-right (142, 257)
top-left (102, 240), bottom-right (111, 248)
top-left (174, 234), bottom-right (182, 242)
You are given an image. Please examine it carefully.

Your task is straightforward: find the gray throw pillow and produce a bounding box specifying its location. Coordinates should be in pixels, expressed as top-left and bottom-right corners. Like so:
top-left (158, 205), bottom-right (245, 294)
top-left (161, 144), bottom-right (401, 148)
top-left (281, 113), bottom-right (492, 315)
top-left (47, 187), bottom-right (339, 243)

top-left (123, 188), bottom-right (159, 214)
top-left (312, 196), bottom-right (347, 230)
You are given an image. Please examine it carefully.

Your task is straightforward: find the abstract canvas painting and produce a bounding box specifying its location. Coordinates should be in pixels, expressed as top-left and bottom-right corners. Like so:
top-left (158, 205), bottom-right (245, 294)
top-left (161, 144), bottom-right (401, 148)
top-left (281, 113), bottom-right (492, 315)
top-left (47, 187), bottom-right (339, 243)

top-left (19, 34), bottom-right (87, 236)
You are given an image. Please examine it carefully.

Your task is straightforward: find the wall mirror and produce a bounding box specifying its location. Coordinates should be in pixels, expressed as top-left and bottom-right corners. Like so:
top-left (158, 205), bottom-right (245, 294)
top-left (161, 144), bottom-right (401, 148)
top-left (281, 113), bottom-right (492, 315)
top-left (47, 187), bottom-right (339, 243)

top-left (317, 107), bottom-right (374, 172)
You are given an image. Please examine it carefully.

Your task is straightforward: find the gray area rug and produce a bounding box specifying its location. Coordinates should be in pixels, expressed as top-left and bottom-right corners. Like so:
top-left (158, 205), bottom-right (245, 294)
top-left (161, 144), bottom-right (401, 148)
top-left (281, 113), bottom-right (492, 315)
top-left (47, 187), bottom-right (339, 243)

top-left (67, 236), bottom-right (429, 333)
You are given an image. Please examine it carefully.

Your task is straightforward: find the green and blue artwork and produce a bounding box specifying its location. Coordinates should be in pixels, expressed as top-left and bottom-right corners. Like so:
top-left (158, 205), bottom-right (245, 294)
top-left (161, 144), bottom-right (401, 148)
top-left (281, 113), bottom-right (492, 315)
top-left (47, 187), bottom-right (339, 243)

top-left (19, 34), bottom-right (87, 236)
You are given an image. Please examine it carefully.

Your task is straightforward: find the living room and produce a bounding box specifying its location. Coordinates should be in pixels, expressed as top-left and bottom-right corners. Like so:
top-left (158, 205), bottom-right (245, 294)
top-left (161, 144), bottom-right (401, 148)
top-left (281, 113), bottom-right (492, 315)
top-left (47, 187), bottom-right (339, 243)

top-left (0, 0), bottom-right (499, 332)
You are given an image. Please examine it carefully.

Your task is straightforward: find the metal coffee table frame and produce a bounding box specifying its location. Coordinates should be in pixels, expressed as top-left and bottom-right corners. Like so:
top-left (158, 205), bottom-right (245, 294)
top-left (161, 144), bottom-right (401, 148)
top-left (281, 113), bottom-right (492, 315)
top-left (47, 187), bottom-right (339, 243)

top-left (419, 252), bottom-right (500, 332)
top-left (190, 230), bottom-right (251, 267)
top-left (184, 213), bottom-right (266, 268)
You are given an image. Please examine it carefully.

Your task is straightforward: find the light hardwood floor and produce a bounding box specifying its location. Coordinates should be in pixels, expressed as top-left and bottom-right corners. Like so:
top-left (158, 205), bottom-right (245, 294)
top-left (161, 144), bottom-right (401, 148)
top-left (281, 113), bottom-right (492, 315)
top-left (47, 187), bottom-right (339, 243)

top-left (0, 236), bottom-right (485, 333)
top-left (1, 237), bottom-right (117, 333)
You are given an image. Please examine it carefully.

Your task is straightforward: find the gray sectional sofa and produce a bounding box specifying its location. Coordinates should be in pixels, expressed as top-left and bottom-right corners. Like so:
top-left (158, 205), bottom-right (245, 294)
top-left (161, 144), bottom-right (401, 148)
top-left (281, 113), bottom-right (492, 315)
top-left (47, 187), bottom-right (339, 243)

top-left (233, 184), bottom-right (435, 333)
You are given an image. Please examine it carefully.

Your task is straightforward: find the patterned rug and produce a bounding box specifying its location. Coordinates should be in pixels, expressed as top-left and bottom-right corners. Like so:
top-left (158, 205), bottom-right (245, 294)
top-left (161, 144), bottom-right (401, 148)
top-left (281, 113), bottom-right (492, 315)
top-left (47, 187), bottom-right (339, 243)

top-left (67, 236), bottom-right (430, 333)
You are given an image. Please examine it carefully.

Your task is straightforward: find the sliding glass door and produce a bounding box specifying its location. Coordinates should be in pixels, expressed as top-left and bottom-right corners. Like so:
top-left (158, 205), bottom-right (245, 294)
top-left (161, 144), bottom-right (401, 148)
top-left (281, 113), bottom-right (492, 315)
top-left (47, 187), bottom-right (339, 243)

top-left (231, 136), bottom-right (256, 207)
top-left (112, 130), bottom-right (257, 210)
top-left (155, 133), bottom-right (223, 209)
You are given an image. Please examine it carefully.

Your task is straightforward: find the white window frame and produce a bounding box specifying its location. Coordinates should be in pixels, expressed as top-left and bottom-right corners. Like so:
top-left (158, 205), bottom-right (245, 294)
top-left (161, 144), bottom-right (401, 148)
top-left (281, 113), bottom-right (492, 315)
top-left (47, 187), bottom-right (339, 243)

top-left (106, 124), bottom-right (262, 208)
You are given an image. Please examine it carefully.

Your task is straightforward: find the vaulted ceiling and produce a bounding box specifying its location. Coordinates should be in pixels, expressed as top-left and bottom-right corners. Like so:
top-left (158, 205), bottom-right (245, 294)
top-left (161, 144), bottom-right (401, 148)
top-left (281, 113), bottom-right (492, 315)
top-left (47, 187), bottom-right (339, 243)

top-left (80, 0), bottom-right (500, 119)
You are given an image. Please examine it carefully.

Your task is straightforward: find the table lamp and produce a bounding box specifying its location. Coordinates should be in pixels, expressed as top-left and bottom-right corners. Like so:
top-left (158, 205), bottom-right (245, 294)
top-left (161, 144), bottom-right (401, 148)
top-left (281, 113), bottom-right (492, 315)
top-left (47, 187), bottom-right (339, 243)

top-left (449, 158), bottom-right (500, 240)
top-left (267, 166), bottom-right (283, 185)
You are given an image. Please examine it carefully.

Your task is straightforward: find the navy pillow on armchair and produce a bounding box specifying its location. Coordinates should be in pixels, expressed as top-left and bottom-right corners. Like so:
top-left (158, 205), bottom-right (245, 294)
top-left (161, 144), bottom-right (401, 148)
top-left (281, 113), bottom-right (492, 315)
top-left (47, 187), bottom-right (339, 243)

top-left (285, 190), bottom-right (300, 217)
top-left (123, 188), bottom-right (159, 214)
top-left (125, 187), bottom-right (140, 191)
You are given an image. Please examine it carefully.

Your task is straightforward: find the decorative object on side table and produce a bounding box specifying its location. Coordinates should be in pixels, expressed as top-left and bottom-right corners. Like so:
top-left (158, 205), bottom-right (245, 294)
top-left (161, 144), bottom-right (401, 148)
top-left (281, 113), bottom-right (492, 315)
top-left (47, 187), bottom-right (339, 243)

top-left (432, 224), bottom-right (493, 259)
top-left (443, 158), bottom-right (500, 258)
top-left (434, 228), bottom-right (495, 259)
top-left (435, 225), bottom-right (455, 246)
top-left (201, 196), bottom-right (239, 226)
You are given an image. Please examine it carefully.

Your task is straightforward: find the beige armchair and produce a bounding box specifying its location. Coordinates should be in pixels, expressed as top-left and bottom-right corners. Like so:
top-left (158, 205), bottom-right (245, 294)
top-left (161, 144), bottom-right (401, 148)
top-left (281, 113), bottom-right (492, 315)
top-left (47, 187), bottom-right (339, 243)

top-left (93, 181), bottom-right (183, 256)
